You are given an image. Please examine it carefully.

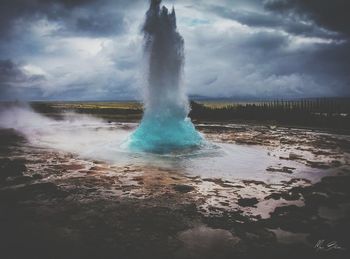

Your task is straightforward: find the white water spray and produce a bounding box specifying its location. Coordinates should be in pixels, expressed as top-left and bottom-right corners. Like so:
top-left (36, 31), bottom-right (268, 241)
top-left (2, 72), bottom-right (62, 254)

top-left (127, 0), bottom-right (202, 153)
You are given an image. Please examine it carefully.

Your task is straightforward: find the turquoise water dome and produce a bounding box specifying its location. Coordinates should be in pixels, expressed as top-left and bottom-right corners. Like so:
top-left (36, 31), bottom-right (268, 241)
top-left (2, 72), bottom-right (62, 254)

top-left (128, 113), bottom-right (202, 153)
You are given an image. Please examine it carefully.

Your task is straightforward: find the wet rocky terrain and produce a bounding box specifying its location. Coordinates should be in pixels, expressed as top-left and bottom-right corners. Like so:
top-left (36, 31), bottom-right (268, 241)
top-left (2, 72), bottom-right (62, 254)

top-left (0, 124), bottom-right (349, 259)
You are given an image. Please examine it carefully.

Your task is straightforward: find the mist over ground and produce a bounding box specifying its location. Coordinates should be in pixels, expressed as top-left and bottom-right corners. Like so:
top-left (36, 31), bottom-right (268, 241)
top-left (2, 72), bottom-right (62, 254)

top-left (0, 105), bottom-right (129, 155)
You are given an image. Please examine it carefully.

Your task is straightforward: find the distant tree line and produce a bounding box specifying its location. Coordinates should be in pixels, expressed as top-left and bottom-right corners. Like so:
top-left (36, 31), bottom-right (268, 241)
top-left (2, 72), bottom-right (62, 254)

top-left (189, 98), bottom-right (350, 131)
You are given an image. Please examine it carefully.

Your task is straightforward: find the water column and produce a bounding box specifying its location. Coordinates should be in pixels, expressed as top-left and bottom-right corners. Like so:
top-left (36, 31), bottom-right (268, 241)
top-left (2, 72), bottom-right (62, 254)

top-left (127, 0), bottom-right (202, 153)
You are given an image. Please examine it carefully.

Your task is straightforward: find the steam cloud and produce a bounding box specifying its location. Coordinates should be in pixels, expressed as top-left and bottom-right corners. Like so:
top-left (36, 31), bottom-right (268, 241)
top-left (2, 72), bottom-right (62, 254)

top-left (0, 105), bottom-right (130, 159)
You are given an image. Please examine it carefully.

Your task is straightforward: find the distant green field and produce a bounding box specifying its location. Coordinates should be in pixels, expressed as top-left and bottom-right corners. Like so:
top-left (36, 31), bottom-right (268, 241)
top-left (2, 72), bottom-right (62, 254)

top-left (197, 101), bottom-right (257, 109)
top-left (26, 101), bottom-right (144, 122)
top-left (33, 101), bottom-right (143, 110)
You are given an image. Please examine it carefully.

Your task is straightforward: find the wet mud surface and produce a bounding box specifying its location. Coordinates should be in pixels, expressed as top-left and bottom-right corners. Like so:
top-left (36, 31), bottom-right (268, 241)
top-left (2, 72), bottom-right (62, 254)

top-left (0, 125), bottom-right (349, 259)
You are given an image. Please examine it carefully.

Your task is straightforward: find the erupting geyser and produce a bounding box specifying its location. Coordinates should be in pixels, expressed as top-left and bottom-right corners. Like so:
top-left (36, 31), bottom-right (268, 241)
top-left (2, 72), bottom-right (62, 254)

top-left (127, 0), bottom-right (203, 153)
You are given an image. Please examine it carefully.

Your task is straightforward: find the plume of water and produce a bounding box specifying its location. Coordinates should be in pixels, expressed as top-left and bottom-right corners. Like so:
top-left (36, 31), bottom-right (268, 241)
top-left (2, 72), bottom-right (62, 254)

top-left (127, 0), bottom-right (202, 153)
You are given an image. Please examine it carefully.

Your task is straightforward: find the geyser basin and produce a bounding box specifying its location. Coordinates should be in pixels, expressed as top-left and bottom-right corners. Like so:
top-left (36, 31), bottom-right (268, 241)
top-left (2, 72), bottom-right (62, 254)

top-left (0, 107), bottom-right (328, 184)
top-left (127, 0), bottom-right (203, 153)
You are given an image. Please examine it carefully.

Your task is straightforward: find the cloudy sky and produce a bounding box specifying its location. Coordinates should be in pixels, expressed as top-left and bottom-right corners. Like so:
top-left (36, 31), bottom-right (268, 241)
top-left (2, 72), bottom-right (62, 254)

top-left (0, 0), bottom-right (349, 100)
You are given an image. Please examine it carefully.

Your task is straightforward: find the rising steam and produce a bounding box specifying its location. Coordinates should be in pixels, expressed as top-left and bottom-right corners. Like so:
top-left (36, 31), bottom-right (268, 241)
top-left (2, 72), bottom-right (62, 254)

top-left (127, 0), bottom-right (202, 153)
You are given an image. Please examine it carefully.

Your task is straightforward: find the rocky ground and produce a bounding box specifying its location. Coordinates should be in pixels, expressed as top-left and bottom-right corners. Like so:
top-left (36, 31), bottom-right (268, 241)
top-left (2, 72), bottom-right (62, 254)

top-left (0, 124), bottom-right (349, 259)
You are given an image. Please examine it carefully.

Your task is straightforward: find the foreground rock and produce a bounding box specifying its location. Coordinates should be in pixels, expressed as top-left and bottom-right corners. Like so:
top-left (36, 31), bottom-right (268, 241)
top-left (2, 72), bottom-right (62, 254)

top-left (0, 127), bottom-right (349, 259)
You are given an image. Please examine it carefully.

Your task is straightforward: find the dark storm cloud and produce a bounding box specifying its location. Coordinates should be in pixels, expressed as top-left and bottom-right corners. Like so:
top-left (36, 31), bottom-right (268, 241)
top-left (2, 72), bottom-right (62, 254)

top-left (75, 15), bottom-right (125, 37)
top-left (302, 42), bottom-right (350, 93)
top-left (0, 0), bottom-right (133, 38)
top-left (259, 0), bottom-right (350, 96)
top-left (0, 60), bottom-right (45, 84)
top-left (184, 0), bottom-right (349, 98)
top-left (207, 5), bottom-right (336, 39)
top-left (0, 0), bottom-right (349, 100)
top-left (0, 60), bottom-right (44, 86)
top-left (264, 0), bottom-right (350, 36)
top-left (0, 60), bottom-right (25, 84)
top-left (0, 59), bottom-right (46, 99)
top-left (0, 0), bottom-right (85, 36)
